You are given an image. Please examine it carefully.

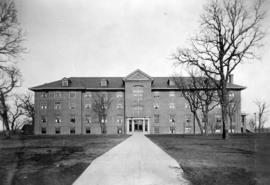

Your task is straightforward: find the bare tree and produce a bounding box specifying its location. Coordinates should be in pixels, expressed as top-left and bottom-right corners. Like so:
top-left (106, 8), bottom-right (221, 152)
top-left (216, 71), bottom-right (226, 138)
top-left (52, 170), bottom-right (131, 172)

top-left (173, 0), bottom-right (266, 139)
top-left (8, 96), bottom-right (23, 132)
top-left (191, 75), bottom-right (219, 134)
top-left (17, 93), bottom-right (35, 126)
top-left (255, 100), bottom-right (268, 132)
top-left (0, 0), bottom-right (25, 67)
top-left (0, 67), bottom-right (21, 137)
top-left (92, 92), bottom-right (112, 134)
top-left (174, 77), bottom-right (202, 134)
top-left (0, 1), bottom-right (25, 137)
top-left (174, 72), bottom-right (219, 135)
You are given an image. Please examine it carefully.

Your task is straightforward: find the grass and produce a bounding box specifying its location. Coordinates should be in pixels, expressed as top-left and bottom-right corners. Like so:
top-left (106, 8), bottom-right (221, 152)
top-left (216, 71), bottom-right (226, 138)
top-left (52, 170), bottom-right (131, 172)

top-left (147, 134), bottom-right (270, 185)
top-left (0, 134), bottom-right (128, 185)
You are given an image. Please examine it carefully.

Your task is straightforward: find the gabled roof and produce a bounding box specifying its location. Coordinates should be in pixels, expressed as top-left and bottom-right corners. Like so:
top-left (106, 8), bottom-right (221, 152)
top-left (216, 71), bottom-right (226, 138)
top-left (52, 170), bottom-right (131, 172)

top-left (30, 76), bottom-right (246, 91)
top-left (30, 77), bottom-right (125, 91)
top-left (124, 69), bottom-right (153, 81)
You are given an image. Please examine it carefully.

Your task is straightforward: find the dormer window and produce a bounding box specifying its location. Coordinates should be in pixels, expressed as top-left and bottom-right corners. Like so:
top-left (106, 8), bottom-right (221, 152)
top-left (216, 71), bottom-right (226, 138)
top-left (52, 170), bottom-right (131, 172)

top-left (168, 79), bottom-right (175, 86)
top-left (100, 79), bottom-right (108, 87)
top-left (62, 78), bottom-right (69, 87)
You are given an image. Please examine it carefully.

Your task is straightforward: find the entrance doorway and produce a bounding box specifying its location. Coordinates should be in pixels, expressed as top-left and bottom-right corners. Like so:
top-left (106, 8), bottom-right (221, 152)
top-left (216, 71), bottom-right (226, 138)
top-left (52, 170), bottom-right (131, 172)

top-left (126, 118), bottom-right (150, 134)
top-left (134, 119), bottom-right (143, 132)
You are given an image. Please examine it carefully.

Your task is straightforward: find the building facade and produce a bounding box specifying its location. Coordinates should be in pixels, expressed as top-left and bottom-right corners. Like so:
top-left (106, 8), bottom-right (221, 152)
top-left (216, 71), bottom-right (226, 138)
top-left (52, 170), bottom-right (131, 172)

top-left (30, 69), bottom-right (245, 135)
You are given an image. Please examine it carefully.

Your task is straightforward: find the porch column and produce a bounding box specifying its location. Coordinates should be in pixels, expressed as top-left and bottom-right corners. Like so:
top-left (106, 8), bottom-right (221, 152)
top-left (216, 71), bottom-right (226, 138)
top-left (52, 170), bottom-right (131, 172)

top-left (142, 119), bottom-right (145, 132)
top-left (132, 119), bottom-right (134, 133)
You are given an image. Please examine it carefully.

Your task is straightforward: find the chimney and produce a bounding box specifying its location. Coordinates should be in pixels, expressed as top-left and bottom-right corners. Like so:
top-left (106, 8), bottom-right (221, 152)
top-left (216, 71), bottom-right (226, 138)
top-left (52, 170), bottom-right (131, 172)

top-left (229, 74), bottom-right (234, 84)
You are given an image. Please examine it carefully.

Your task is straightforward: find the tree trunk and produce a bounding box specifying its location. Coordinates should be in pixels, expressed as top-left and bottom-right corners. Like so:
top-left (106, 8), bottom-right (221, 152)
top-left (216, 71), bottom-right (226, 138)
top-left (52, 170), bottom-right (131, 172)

top-left (203, 112), bottom-right (209, 136)
top-left (193, 112), bottom-right (196, 135)
top-left (193, 112), bottom-right (204, 135)
top-left (221, 104), bottom-right (228, 139)
top-left (2, 112), bottom-right (10, 138)
top-left (229, 116), bottom-right (233, 133)
top-left (221, 80), bottom-right (229, 139)
top-left (0, 93), bottom-right (11, 138)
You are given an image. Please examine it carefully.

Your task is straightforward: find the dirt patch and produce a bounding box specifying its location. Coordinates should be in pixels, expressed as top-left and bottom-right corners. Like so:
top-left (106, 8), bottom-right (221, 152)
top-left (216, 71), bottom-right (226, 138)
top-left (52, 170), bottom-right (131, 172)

top-left (0, 135), bottom-right (128, 185)
top-left (12, 162), bottom-right (89, 185)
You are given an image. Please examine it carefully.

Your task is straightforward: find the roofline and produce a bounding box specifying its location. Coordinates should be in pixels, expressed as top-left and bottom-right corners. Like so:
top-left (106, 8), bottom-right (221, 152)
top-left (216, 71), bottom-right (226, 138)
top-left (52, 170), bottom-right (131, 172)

top-left (29, 86), bottom-right (245, 91)
top-left (29, 87), bottom-right (125, 91)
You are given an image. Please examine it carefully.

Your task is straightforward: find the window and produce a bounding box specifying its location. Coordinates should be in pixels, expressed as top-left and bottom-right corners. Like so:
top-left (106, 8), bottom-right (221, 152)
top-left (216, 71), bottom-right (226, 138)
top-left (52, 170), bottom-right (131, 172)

top-left (154, 114), bottom-right (160, 123)
top-left (116, 92), bottom-right (123, 98)
top-left (41, 127), bottom-right (46, 134)
top-left (185, 114), bottom-right (191, 124)
top-left (133, 105), bottom-right (143, 112)
top-left (70, 115), bottom-right (76, 123)
top-left (154, 126), bottom-right (159, 134)
top-left (117, 126), bottom-right (122, 134)
top-left (62, 78), bottom-right (69, 87)
top-left (41, 92), bottom-right (48, 98)
top-left (117, 103), bottom-right (123, 109)
top-left (101, 118), bottom-right (107, 123)
top-left (153, 91), bottom-right (160, 98)
top-left (170, 126), bottom-right (176, 134)
top-left (117, 116), bottom-right (123, 124)
top-left (85, 92), bottom-right (92, 98)
top-left (168, 79), bottom-right (175, 86)
top-left (55, 116), bottom-right (61, 123)
top-left (54, 102), bottom-right (61, 110)
top-left (185, 126), bottom-right (192, 133)
top-left (55, 127), bottom-right (60, 134)
top-left (169, 103), bottom-right (175, 109)
top-left (54, 92), bottom-right (61, 98)
top-left (229, 92), bottom-right (235, 98)
top-left (40, 103), bottom-right (47, 110)
top-left (133, 86), bottom-right (144, 97)
top-left (70, 127), bottom-right (75, 134)
top-left (153, 103), bottom-right (159, 109)
top-left (101, 93), bottom-right (108, 101)
top-left (215, 115), bottom-right (222, 132)
top-left (86, 127), bottom-right (91, 134)
top-left (169, 114), bottom-right (176, 123)
top-left (100, 79), bottom-right (108, 87)
top-left (41, 115), bottom-right (47, 123)
top-left (169, 91), bottom-right (175, 97)
top-left (69, 92), bottom-right (76, 98)
top-left (69, 103), bottom-right (76, 110)
top-left (85, 104), bottom-right (91, 110)
top-left (85, 116), bottom-right (91, 124)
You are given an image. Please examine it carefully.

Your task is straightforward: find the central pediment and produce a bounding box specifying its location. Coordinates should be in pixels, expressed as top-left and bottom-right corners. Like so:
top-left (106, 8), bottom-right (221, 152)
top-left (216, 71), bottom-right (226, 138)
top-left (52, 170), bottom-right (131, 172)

top-left (124, 69), bottom-right (153, 81)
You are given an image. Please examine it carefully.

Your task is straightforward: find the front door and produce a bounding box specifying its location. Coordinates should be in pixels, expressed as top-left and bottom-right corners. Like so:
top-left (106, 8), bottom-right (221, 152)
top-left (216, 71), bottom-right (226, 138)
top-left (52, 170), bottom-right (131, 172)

top-left (126, 118), bottom-right (150, 134)
top-left (134, 119), bottom-right (143, 132)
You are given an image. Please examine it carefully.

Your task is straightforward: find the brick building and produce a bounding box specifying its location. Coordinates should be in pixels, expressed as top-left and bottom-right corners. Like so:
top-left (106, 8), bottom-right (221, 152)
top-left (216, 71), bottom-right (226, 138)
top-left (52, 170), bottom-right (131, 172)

top-left (30, 69), bottom-right (245, 135)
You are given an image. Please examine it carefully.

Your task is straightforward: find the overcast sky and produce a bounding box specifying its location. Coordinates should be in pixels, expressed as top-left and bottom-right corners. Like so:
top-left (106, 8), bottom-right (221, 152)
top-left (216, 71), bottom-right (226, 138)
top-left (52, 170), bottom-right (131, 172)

top-left (14, 0), bottom-right (270, 126)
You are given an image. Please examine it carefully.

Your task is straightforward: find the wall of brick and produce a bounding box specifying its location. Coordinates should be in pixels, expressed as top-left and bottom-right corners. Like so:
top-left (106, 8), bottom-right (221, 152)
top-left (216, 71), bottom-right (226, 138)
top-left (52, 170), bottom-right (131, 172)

top-left (34, 86), bottom-right (242, 135)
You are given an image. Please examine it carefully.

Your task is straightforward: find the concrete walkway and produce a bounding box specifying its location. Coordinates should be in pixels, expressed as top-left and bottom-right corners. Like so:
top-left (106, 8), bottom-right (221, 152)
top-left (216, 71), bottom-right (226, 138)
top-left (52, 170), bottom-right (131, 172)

top-left (73, 133), bottom-right (190, 185)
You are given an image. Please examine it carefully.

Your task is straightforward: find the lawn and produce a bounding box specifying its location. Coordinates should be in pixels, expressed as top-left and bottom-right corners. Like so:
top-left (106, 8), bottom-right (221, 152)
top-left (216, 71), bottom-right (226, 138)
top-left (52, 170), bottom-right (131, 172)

top-left (148, 134), bottom-right (270, 185)
top-left (0, 134), bottom-right (128, 185)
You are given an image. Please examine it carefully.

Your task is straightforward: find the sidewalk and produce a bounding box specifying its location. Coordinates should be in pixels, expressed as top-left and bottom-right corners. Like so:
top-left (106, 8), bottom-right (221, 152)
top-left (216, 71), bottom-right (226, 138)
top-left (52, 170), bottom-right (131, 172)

top-left (73, 133), bottom-right (190, 185)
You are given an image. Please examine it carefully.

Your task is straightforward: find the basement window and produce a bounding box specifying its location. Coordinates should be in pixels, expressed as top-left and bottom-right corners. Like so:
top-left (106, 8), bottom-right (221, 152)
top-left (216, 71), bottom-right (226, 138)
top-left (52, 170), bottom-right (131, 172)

top-left (86, 127), bottom-right (91, 134)
top-left (41, 127), bottom-right (46, 134)
top-left (70, 127), bottom-right (75, 134)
